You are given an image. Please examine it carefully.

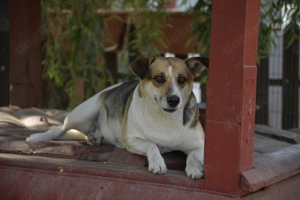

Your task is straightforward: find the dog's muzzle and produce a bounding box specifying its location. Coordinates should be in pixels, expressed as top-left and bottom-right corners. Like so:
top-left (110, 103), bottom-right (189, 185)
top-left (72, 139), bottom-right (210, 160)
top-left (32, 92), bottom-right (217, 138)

top-left (167, 95), bottom-right (180, 108)
top-left (162, 95), bottom-right (180, 113)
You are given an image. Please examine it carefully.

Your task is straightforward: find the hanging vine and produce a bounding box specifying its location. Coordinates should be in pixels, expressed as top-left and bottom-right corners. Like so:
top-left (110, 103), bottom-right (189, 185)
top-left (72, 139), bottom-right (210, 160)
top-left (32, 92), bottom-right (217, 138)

top-left (42, 0), bottom-right (113, 108)
top-left (41, 0), bottom-right (299, 109)
top-left (42, 0), bottom-right (169, 109)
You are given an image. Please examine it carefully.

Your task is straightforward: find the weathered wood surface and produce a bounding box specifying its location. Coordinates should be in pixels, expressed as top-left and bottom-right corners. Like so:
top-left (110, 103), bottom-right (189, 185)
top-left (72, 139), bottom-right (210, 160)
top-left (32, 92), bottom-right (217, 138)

top-left (242, 174), bottom-right (300, 200)
top-left (0, 107), bottom-right (299, 199)
top-left (205, 0), bottom-right (260, 195)
top-left (1, 106), bottom-right (299, 155)
top-left (241, 144), bottom-right (300, 193)
top-left (255, 124), bottom-right (300, 144)
top-left (0, 154), bottom-right (234, 200)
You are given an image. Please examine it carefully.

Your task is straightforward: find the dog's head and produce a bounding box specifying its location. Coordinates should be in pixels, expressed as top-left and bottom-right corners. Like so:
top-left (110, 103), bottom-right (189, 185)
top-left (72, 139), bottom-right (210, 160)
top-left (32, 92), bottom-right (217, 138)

top-left (129, 57), bottom-right (206, 113)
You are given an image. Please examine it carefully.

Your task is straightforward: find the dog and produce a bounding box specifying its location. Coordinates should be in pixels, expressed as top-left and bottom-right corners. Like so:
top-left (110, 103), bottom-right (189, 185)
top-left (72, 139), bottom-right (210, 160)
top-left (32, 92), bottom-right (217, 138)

top-left (26, 56), bottom-right (206, 179)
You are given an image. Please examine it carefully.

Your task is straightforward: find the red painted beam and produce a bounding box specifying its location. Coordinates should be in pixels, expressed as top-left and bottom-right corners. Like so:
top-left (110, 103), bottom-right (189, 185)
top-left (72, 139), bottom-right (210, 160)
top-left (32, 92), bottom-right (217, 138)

top-left (9, 0), bottom-right (42, 108)
top-left (204, 0), bottom-right (260, 195)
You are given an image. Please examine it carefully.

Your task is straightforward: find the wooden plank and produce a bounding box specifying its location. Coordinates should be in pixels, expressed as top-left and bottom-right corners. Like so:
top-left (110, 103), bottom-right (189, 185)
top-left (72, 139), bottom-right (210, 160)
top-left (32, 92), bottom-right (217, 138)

top-left (240, 67), bottom-right (257, 170)
top-left (255, 124), bottom-right (300, 144)
top-left (0, 153), bottom-right (194, 188)
top-left (241, 144), bottom-right (300, 194)
top-left (0, 167), bottom-right (235, 200)
top-left (0, 153), bottom-right (237, 200)
top-left (242, 173), bottom-right (300, 200)
top-left (289, 128), bottom-right (300, 134)
top-left (204, 122), bottom-right (242, 193)
top-left (9, 0), bottom-right (42, 108)
top-left (205, 0), bottom-right (260, 195)
top-left (254, 134), bottom-right (291, 154)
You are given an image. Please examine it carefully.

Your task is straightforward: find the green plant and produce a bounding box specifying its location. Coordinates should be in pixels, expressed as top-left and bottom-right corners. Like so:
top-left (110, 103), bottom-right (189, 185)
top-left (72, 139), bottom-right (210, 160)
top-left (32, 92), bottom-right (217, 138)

top-left (187, 0), bottom-right (299, 91)
top-left (42, 0), bottom-right (114, 108)
top-left (189, 0), bottom-right (299, 60)
top-left (259, 0), bottom-right (299, 60)
top-left (187, 0), bottom-right (212, 56)
top-left (42, 0), bottom-right (299, 109)
top-left (42, 0), bottom-right (169, 109)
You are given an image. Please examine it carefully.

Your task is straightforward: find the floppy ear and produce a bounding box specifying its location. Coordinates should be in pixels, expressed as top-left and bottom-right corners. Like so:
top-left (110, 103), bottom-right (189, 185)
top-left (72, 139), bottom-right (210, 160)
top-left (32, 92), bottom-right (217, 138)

top-left (185, 57), bottom-right (207, 78)
top-left (129, 56), bottom-right (156, 80)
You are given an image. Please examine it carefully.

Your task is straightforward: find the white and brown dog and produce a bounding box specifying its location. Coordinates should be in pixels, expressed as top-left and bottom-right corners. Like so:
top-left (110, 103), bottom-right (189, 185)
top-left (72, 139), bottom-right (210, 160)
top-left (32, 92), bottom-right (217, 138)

top-left (26, 56), bottom-right (206, 179)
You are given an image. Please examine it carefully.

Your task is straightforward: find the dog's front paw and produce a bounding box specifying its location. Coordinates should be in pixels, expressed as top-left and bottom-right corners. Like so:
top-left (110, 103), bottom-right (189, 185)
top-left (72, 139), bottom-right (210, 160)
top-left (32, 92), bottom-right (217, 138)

top-left (185, 148), bottom-right (204, 179)
top-left (149, 162), bottom-right (167, 174)
top-left (148, 155), bottom-right (167, 174)
top-left (185, 165), bottom-right (204, 179)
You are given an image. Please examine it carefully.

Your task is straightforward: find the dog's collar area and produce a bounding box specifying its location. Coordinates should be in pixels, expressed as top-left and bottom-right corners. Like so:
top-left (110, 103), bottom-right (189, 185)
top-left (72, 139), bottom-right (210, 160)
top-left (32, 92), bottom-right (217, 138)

top-left (162, 108), bottom-right (177, 113)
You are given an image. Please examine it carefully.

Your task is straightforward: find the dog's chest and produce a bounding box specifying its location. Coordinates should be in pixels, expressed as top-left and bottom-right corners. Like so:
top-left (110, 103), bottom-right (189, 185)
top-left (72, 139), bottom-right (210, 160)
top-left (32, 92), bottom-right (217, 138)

top-left (125, 87), bottom-right (201, 150)
top-left (128, 106), bottom-right (197, 149)
top-left (144, 119), bottom-right (188, 145)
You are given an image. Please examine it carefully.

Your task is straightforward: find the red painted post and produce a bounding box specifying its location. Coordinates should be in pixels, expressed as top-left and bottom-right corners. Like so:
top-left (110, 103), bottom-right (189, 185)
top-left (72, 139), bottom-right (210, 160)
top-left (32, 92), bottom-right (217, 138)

top-left (9, 0), bottom-right (42, 108)
top-left (204, 0), bottom-right (260, 195)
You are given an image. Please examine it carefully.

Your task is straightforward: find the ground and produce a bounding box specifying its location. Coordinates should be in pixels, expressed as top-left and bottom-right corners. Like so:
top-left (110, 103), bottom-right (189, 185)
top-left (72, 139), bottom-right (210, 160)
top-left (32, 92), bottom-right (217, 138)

top-left (0, 106), bottom-right (299, 199)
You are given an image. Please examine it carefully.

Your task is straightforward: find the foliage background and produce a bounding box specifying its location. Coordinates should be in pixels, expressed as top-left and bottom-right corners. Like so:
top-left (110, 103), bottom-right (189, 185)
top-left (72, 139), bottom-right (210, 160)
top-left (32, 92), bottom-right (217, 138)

top-left (42, 0), bottom-right (299, 109)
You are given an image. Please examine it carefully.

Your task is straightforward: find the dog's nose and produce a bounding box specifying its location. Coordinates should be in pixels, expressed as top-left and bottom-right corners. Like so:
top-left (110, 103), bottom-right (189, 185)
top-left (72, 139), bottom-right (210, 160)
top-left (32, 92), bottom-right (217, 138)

top-left (167, 95), bottom-right (180, 107)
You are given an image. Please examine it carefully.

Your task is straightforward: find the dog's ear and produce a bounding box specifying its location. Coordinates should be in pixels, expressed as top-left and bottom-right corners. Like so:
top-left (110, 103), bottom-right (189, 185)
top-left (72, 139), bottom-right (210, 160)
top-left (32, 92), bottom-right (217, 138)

top-left (185, 57), bottom-right (207, 78)
top-left (129, 57), bottom-right (156, 80)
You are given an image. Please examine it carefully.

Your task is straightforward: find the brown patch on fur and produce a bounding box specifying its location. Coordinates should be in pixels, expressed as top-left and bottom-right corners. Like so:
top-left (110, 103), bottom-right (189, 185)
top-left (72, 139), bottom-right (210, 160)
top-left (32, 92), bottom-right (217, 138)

top-left (185, 57), bottom-right (206, 78)
top-left (139, 57), bottom-right (193, 99)
top-left (129, 56), bottom-right (155, 80)
top-left (124, 57), bottom-right (206, 146)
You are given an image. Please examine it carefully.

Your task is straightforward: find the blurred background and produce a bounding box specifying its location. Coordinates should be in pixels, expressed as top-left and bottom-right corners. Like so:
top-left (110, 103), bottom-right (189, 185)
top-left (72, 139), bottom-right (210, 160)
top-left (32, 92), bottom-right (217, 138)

top-left (0, 0), bottom-right (299, 130)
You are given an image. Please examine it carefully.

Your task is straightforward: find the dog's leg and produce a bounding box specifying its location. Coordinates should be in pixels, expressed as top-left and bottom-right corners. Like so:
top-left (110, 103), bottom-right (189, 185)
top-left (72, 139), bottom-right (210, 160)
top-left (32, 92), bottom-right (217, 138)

top-left (26, 111), bottom-right (98, 142)
top-left (86, 124), bottom-right (102, 146)
top-left (27, 94), bottom-right (101, 142)
top-left (185, 146), bottom-right (204, 179)
top-left (26, 126), bottom-right (67, 142)
top-left (126, 138), bottom-right (167, 174)
top-left (26, 113), bottom-right (79, 142)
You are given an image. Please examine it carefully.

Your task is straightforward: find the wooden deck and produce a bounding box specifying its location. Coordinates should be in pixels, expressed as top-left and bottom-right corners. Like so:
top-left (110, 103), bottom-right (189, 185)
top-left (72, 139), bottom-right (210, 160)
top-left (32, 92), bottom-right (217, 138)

top-left (0, 107), bottom-right (299, 199)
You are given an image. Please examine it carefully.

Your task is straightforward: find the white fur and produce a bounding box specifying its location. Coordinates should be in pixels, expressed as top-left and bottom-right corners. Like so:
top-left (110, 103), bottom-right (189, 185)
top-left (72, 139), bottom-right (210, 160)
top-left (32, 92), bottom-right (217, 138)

top-left (125, 86), bottom-right (204, 178)
top-left (168, 65), bottom-right (182, 106)
top-left (26, 83), bottom-right (122, 143)
top-left (26, 59), bottom-right (205, 179)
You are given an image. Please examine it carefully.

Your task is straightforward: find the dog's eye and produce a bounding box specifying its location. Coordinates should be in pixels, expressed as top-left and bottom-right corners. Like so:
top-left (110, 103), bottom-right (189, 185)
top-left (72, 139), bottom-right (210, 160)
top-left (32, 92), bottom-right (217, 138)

top-left (178, 77), bottom-right (187, 85)
top-left (154, 75), bottom-right (165, 84)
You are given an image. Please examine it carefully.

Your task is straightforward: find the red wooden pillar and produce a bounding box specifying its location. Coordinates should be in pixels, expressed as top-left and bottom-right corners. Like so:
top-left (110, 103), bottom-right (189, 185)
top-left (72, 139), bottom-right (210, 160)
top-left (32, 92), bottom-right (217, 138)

top-left (204, 0), bottom-right (260, 195)
top-left (9, 0), bottom-right (42, 108)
